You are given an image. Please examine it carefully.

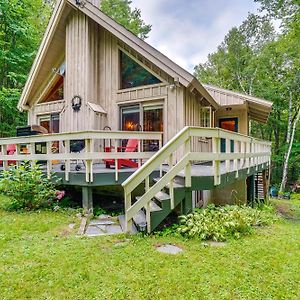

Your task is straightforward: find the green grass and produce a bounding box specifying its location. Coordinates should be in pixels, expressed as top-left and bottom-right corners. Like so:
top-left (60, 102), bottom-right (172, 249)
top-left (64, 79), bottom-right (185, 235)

top-left (0, 197), bottom-right (300, 299)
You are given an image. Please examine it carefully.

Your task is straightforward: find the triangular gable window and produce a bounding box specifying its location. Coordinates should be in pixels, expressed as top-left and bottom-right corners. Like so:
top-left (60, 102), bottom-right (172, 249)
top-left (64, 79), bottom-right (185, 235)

top-left (120, 51), bottom-right (161, 89)
top-left (40, 75), bottom-right (64, 103)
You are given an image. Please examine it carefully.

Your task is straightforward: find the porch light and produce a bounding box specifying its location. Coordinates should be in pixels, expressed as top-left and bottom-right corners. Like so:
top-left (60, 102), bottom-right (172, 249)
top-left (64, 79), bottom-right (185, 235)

top-left (137, 222), bottom-right (147, 233)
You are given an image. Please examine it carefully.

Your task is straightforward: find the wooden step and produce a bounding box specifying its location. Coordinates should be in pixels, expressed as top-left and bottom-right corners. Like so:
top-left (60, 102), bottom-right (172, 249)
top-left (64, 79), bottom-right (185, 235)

top-left (149, 200), bottom-right (162, 212)
top-left (135, 197), bottom-right (162, 212)
top-left (118, 215), bottom-right (138, 234)
top-left (154, 191), bottom-right (170, 202)
top-left (133, 210), bottom-right (146, 228)
top-left (152, 178), bottom-right (184, 189)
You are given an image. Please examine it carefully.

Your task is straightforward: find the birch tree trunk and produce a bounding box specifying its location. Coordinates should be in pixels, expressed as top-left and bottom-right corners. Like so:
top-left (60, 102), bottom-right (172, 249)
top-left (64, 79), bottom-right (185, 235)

top-left (280, 104), bottom-right (300, 192)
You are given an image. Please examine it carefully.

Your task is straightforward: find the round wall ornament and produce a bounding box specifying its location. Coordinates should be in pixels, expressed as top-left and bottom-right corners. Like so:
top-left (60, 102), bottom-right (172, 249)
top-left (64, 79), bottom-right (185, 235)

top-left (72, 95), bottom-right (82, 111)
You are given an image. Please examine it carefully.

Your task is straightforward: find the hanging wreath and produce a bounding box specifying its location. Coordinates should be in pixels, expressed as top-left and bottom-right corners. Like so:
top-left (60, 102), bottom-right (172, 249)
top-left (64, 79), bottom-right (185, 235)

top-left (72, 95), bottom-right (82, 111)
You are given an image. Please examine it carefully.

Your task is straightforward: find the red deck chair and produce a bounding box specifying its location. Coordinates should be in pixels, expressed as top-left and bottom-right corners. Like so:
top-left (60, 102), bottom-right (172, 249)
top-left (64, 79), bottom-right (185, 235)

top-left (0, 144), bottom-right (16, 166)
top-left (104, 139), bottom-right (139, 169)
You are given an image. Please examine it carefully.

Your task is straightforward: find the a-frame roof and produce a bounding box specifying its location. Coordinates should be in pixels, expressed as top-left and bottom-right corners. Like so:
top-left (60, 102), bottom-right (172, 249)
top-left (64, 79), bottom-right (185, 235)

top-left (18, 0), bottom-right (219, 110)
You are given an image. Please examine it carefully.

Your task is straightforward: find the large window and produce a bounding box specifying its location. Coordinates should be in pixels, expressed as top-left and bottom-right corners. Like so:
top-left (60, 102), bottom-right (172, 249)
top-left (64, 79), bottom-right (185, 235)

top-left (38, 114), bottom-right (60, 133)
top-left (200, 107), bottom-right (211, 127)
top-left (120, 51), bottom-right (161, 89)
top-left (120, 104), bottom-right (163, 151)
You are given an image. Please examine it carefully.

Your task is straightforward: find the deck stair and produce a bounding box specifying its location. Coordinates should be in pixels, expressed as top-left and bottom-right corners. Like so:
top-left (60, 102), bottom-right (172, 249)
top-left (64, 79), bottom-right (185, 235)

top-left (121, 126), bottom-right (271, 233)
top-left (255, 172), bottom-right (265, 201)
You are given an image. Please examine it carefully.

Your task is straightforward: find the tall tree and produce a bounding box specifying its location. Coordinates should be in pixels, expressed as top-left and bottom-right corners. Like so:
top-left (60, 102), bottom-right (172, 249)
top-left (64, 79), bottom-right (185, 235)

top-left (100, 0), bottom-right (151, 39)
top-left (0, 0), bottom-right (54, 136)
top-left (194, 7), bottom-right (300, 187)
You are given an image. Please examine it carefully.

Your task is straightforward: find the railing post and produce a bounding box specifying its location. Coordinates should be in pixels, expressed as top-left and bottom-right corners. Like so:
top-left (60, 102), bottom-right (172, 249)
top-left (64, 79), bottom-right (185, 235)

top-left (234, 140), bottom-right (239, 178)
top-left (85, 139), bottom-right (91, 183)
top-left (225, 138), bottom-right (230, 173)
top-left (30, 143), bottom-right (35, 168)
top-left (2, 145), bottom-right (7, 171)
top-left (145, 176), bottom-right (151, 233)
top-left (65, 140), bottom-right (70, 181)
top-left (168, 153), bottom-right (174, 209)
top-left (114, 139), bottom-right (118, 182)
top-left (46, 141), bottom-right (52, 179)
top-left (184, 137), bottom-right (191, 188)
top-left (159, 138), bottom-right (163, 178)
top-left (138, 139), bottom-right (142, 168)
top-left (124, 192), bottom-right (133, 232)
top-left (212, 136), bottom-right (221, 185)
top-left (240, 141), bottom-right (245, 169)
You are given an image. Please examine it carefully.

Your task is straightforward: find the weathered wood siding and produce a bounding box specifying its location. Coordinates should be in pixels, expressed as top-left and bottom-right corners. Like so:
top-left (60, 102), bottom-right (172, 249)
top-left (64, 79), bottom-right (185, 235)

top-left (184, 90), bottom-right (212, 154)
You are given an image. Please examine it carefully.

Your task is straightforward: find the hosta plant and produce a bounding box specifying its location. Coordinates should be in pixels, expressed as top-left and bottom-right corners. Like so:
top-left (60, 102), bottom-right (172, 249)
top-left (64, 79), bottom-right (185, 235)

top-left (177, 204), bottom-right (276, 241)
top-left (0, 163), bottom-right (61, 211)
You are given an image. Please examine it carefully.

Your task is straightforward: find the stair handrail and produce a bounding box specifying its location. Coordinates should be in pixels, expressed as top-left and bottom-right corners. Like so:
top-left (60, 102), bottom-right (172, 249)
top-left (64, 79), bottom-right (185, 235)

top-left (122, 126), bottom-right (191, 194)
top-left (122, 126), bottom-right (272, 232)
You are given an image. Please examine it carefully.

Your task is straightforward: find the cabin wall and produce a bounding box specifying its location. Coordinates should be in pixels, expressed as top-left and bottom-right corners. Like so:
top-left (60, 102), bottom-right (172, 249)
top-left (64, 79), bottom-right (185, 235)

top-left (215, 105), bottom-right (249, 135)
top-left (184, 90), bottom-right (213, 154)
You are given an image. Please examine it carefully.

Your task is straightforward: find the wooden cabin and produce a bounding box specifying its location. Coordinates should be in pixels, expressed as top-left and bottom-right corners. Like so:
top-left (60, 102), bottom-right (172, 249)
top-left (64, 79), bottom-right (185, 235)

top-left (0, 0), bottom-right (272, 233)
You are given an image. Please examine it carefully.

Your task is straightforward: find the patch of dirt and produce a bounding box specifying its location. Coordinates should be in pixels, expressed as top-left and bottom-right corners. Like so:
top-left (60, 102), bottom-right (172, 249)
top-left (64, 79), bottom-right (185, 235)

top-left (275, 203), bottom-right (293, 218)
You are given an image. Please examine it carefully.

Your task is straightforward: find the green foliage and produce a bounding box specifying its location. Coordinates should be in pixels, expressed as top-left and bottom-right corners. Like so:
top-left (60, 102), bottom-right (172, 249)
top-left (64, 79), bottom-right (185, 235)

top-left (0, 209), bottom-right (300, 298)
top-left (0, 88), bottom-right (26, 137)
top-left (0, 0), bottom-right (53, 88)
top-left (100, 0), bottom-right (151, 39)
top-left (194, 4), bottom-right (300, 185)
top-left (177, 205), bottom-right (276, 241)
top-left (0, 163), bottom-right (59, 210)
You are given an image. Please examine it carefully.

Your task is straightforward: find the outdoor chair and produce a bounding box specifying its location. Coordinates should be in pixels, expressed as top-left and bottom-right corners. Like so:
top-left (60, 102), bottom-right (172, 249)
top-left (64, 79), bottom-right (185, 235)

top-left (0, 144), bottom-right (16, 166)
top-left (104, 139), bottom-right (139, 169)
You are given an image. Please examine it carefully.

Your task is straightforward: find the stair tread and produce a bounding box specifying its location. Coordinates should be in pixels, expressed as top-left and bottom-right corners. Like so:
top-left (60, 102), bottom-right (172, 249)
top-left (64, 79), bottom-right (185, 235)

top-left (149, 200), bottom-right (162, 212)
top-left (135, 197), bottom-right (163, 212)
top-left (118, 215), bottom-right (138, 234)
top-left (133, 210), bottom-right (146, 225)
top-left (154, 191), bottom-right (170, 202)
top-left (153, 178), bottom-right (184, 189)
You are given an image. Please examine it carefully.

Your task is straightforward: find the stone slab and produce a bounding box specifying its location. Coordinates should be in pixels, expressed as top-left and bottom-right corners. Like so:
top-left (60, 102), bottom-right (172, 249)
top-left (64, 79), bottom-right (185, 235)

top-left (156, 244), bottom-right (183, 254)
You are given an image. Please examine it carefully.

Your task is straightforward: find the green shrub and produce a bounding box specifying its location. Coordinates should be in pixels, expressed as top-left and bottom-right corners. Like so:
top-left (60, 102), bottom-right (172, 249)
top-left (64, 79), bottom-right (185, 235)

top-left (177, 204), bottom-right (276, 241)
top-left (0, 163), bottom-right (60, 211)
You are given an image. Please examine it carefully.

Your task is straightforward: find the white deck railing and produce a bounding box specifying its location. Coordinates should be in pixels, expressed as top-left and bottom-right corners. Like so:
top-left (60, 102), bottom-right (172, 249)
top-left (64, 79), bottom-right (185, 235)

top-left (0, 130), bottom-right (163, 182)
top-left (122, 126), bottom-right (272, 233)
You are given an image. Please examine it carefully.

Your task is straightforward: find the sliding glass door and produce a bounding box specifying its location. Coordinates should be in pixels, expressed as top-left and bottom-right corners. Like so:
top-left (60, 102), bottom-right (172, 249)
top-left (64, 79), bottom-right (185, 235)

top-left (120, 103), bottom-right (163, 151)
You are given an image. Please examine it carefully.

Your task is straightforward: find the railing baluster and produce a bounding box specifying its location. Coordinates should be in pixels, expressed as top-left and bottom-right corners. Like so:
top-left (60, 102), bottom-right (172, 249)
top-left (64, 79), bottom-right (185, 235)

top-left (85, 139), bottom-right (90, 183)
top-left (65, 140), bottom-right (70, 181)
top-left (240, 141), bottom-right (245, 169)
top-left (225, 138), bottom-right (230, 173)
top-left (30, 143), bottom-right (35, 167)
top-left (46, 141), bottom-right (52, 179)
top-left (159, 139), bottom-right (163, 178)
top-left (212, 137), bottom-right (221, 185)
top-left (184, 138), bottom-right (191, 187)
top-left (114, 139), bottom-right (118, 182)
top-left (2, 145), bottom-right (7, 171)
top-left (145, 176), bottom-right (151, 233)
top-left (168, 153), bottom-right (174, 209)
top-left (234, 140), bottom-right (238, 178)
top-left (124, 192), bottom-right (133, 232)
top-left (138, 139), bottom-right (142, 167)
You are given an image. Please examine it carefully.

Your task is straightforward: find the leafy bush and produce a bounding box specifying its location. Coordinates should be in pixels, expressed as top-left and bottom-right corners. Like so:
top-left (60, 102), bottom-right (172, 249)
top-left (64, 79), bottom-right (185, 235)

top-left (177, 204), bottom-right (276, 241)
top-left (0, 163), bottom-right (60, 211)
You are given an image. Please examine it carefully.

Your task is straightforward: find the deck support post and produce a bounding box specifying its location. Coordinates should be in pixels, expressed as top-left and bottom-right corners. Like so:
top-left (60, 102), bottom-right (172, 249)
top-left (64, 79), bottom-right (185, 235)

top-left (247, 175), bottom-right (255, 207)
top-left (82, 186), bottom-right (93, 215)
top-left (182, 187), bottom-right (193, 215)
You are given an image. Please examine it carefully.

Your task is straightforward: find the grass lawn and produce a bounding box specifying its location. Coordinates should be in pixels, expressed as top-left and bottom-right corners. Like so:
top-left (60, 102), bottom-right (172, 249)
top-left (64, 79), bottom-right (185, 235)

top-left (0, 196), bottom-right (300, 299)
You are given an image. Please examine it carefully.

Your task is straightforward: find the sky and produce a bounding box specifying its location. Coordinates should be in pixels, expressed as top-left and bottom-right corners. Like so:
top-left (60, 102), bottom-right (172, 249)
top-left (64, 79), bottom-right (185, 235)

top-left (130, 0), bottom-right (260, 72)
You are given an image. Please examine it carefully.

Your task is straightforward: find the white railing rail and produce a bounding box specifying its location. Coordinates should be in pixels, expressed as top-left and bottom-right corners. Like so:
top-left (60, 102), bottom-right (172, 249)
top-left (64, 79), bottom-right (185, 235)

top-left (122, 126), bottom-right (272, 233)
top-left (0, 130), bottom-right (163, 182)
